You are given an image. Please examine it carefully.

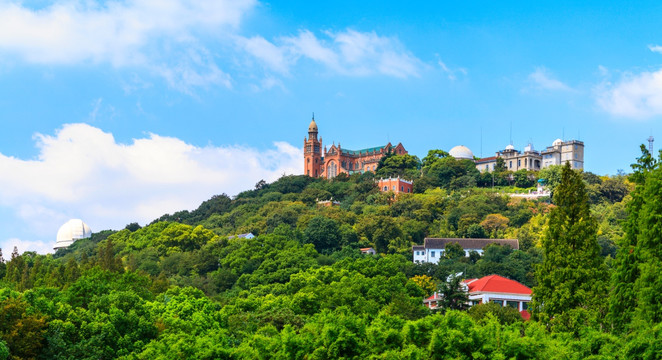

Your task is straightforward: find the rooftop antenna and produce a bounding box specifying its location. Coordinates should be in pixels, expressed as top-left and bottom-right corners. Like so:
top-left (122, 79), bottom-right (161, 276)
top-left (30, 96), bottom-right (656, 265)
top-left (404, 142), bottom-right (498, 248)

top-left (312, 112), bottom-right (314, 120)
top-left (562, 128), bottom-right (565, 141)
top-left (648, 135), bottom-right (655, 154)
top-left (509, 122), bottom-right (513, 145)
top-left (480, 126), bottom-right (483, 158)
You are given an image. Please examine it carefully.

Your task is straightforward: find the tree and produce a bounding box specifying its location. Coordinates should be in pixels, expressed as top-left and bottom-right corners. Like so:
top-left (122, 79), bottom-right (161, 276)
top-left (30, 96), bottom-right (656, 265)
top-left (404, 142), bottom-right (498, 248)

top-left (480, 214), bottom-right (510, 237)
top-left (411, 275), bottom-right (436, 296)
top-left (531, 163), bottom-right (608, 328)
top-left (609, 145), bottom-right (658, 332)
top-left (465, 224), bottom-right (487, 238)
top-left (539, 165), bottom-right (563, 199)
top-left (436, 275), bottom-right (469, 312)
top-left (444, 242), bottom-right (465, 260)
top-left (303, 216), bottom-right (341, 252)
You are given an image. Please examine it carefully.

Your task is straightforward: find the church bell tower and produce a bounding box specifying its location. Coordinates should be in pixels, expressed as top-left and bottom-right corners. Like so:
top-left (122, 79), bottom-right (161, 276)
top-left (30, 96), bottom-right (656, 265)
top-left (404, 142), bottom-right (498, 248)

top-left (304, 115), bottom-right (323, 177)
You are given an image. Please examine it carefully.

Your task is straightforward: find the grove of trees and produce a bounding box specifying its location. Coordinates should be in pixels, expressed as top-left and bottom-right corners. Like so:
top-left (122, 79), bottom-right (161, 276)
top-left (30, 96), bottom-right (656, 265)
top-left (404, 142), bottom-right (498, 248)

top-left (0, 146), bottom-right (650, 359)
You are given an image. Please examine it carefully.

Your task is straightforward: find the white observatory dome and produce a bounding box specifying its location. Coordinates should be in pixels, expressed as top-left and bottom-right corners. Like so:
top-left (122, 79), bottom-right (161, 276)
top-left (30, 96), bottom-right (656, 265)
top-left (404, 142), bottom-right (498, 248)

top-left (553, 138), bottom-right (563, 146)
top-left (505, 144), bottom-right (515, 151)
top-left (54, 219), bottom-right (92, 250)
top-left (449, 145), bottom-right (474, 160)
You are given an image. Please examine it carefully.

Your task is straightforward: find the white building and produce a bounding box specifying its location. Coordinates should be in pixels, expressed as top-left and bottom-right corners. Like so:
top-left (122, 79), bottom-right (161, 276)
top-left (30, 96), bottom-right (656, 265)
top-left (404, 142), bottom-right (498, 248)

top-left (473, 138), bottom-right (584, 173)
top-left (412, 238), bottom-right (519, 264)
top-left (54, 219), bottom-right (92, 251)
top-left (423, 274), bottom-right (532, 319)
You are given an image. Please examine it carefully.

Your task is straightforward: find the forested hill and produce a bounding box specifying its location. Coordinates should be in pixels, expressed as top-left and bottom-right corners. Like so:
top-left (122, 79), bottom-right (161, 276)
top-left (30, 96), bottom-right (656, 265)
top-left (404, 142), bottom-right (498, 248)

top-left (0, 149), bottom-right (655, 360)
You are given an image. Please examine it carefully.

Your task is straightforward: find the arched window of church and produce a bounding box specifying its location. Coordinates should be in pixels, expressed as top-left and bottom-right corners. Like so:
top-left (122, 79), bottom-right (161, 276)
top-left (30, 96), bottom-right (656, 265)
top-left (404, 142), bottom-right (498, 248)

top-left (327, 161), bottom-right (337, 179)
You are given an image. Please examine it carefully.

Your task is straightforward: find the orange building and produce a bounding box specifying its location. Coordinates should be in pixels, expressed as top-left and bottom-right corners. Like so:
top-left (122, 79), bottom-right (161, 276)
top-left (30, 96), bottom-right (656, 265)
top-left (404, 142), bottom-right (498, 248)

top-left (377, 177), bottom-right (413, 194)
top-left (304, 117), bottom-right (407, 179)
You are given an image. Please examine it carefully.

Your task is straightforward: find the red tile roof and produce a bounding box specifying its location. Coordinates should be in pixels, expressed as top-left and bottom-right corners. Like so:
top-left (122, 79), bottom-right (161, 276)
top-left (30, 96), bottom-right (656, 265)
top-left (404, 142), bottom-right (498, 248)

top-left (465, 275), bottom-right (531, 295)
top-left (476, 156), bottom-right (497, 163)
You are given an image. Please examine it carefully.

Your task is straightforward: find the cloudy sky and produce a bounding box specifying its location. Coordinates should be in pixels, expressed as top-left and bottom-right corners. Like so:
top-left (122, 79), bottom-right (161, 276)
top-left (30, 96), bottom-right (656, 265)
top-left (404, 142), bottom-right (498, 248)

top-left (1, 0), bottom-right (661, 253)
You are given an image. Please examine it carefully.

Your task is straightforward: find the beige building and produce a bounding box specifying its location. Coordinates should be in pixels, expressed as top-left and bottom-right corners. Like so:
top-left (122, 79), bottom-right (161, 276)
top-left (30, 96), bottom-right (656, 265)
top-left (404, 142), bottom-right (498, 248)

top-left (541, 139), bottom-right (584, 170)
top-left (473, 139), bottom-right (584, 172)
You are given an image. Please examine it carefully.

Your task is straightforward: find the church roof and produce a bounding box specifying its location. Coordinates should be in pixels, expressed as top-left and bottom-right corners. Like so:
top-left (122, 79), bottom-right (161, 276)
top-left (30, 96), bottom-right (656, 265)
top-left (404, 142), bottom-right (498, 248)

top-left (340, 145), bottom-right (387, 156)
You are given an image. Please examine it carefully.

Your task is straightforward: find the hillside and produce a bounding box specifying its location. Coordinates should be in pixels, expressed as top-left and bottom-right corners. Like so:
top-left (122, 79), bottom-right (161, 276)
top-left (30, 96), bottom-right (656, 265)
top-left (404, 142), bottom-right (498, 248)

top-left (0, 149), bottom-right (647, 359)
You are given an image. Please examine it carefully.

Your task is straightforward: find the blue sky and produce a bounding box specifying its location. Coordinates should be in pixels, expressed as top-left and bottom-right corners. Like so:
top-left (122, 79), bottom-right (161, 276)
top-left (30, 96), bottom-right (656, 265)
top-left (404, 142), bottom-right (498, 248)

top-left (1, 0), bottom-right (661, 253)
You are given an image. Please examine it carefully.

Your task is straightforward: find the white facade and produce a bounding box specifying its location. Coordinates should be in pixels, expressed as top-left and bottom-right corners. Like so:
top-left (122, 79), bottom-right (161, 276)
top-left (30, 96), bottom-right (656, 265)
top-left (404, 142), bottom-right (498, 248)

top-left (476, 138), bottom-right (584, 172)
top-left (413, 238), bottom-right (520, 264)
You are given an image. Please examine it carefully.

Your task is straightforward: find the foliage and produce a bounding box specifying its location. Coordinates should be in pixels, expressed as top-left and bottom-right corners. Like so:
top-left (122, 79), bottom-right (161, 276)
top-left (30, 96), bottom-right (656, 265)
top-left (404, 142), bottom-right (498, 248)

top-left (532, 163), bottom-right (608, 330)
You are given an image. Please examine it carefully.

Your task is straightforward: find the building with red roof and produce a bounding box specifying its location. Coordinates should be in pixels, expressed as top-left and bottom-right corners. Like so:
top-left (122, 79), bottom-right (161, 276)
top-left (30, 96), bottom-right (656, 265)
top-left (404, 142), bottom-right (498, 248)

top-left (423, 274), bottom-right (532, 319)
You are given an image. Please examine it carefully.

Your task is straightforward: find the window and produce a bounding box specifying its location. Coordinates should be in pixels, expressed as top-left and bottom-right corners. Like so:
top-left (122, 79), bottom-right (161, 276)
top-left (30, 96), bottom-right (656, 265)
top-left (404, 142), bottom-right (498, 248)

top-left (392, 185), bottom-right (396, 191)
top-left (491, 300), bottom-right (503, 307)
top-left (400, 186), bottom-right (404, 191)
top-left (384, 186), bottom-right (388, 191)
top-left (307, 170), bottom-right (310, 175)
top-left (506, 301), bottom-right (519, 309)
top-left (522, 302), bottom-right (529, 310)
top-left (509, 161), bottom-right (512, 168)
top-left (431, 251), bottom-right (435, 257)
top-left (327, 161), bottom-right (337, 178)
top-left (407, 188), bottom-right (411, 193)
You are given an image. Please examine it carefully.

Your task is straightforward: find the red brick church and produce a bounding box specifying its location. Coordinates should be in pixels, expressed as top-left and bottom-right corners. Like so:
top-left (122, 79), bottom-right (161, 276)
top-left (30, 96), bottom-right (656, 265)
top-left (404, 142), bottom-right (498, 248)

top-left (304, 117), bottom-right (407, 179)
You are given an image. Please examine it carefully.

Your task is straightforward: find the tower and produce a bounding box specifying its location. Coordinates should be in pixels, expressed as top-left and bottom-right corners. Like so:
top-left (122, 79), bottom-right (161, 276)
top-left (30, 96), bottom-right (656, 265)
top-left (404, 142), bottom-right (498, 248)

top-left (304, 116), bottom-right (323, 177)
top-left (648, 136), bottom-right (654, 154)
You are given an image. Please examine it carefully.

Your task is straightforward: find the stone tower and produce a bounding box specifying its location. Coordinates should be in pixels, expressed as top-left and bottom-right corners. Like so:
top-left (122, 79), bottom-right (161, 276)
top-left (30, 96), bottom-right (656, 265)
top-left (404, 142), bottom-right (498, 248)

top-left (304, 116), bottom-right (323, 177)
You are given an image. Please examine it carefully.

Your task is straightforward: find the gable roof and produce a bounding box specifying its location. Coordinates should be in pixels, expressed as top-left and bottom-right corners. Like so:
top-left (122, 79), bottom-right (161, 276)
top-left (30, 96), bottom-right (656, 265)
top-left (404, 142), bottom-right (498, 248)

top-left (464, 275), bottom-right (531, 295)
top-left (340, 145), bottom-right (387, 156)
top-left (423, 238), bottom-right (519, 251)
top-left (476, 156), bottom-right (497, 164)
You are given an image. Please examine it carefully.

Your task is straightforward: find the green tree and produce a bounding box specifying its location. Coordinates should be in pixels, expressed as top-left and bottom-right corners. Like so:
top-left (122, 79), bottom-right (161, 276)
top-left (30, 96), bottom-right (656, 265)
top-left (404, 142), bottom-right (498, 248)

top-left (443, 242), bottom-right (465, 260)
top-left (531, 163), bottom-right (608, 329)
top-left (436, 275), bottom-right (469, 312)
top-left (609, 145), bottom-right (657, 332)
top-left (303, 216), bottom-right (341, 252)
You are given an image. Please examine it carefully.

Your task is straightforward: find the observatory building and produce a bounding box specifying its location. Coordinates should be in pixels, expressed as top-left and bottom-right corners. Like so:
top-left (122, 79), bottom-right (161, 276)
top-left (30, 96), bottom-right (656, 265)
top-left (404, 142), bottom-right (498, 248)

top-left (54, 219), bottom-right (92, 251)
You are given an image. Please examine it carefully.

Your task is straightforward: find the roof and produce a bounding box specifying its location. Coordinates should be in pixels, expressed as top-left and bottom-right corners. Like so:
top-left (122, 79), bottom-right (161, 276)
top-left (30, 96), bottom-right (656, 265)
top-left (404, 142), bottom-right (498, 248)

top-left (55, 219), bottom-right (92, 250)
top-left (464, 275), bottom-right (531, 295)
top-left (449, 145), bottom-right (474, 160)
top-left (412, 245), bottom-right (424, 251)
top-left (476, 156), bottom-right (497, 164)
top-left (340, 145), bottom-right (386, 156)
top-left (423, 238), bottom-right (519, 250)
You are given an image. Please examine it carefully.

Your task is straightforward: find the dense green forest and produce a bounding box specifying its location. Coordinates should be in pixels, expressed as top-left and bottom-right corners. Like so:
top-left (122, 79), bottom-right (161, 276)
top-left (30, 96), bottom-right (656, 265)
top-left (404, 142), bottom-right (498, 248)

top-left (1, 148), bottom-right (657, 359)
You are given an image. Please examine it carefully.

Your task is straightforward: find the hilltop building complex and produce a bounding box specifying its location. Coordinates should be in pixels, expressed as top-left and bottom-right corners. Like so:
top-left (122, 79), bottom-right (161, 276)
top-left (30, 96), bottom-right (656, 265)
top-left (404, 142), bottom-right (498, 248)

top-left (304, 117), bottom-right (407, 179)
top-left (451, 139), bottom-right (584, 172)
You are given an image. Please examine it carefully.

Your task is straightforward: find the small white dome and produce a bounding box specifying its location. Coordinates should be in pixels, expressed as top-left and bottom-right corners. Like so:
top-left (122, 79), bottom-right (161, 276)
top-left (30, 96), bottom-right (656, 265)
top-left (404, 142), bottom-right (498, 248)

top-left (55, 219), bottom-right (92, 250)
top-left (553, 138), bottom-right (563, 146)
top-left (505, 144), bottom-right (515, 151)
top-left (449, 145), bottom-right (474, 160)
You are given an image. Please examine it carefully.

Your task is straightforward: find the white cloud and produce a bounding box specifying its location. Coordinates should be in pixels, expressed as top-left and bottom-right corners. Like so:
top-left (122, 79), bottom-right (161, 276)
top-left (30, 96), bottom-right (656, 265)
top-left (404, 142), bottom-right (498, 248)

top-left (527, 67), bottom-right (573, 92)
top-left (0, 123), bottom-right (302, 254)
top-left (596, 69), bottom-right (662, 118)
top-left (242, 29), bottom-right (423, 79)
top-left (0, 0), bottom-right (255, 91)
top-left (3, 238), bottom-right (54, 256)
top-left (649, 44), bottom-right (662, 54)
top-left (437, 58), bottom-right (466, 81)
